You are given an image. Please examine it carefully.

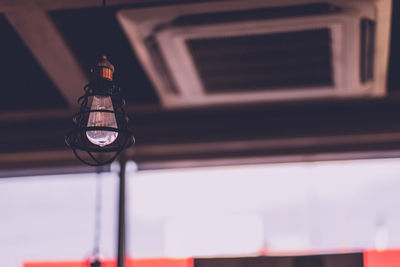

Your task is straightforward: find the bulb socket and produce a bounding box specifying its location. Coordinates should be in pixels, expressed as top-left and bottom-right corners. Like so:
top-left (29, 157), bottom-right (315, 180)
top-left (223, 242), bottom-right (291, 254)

top-left (93, 55), bottom-right (114, 81)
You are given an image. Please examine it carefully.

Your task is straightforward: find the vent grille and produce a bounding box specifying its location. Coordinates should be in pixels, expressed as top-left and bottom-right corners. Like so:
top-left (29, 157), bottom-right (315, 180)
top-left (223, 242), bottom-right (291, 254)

top-left (145, 36), bottom-right (180, 95)
top-left (186, 28), bottom-right (334, 93)
top-left (360, 19), bottom-right (375, 83)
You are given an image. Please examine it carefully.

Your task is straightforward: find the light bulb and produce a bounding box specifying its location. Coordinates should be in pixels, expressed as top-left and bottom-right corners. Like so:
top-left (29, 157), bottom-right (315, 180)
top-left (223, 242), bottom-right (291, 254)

top-left (86, 95), bottom-right (118, 147)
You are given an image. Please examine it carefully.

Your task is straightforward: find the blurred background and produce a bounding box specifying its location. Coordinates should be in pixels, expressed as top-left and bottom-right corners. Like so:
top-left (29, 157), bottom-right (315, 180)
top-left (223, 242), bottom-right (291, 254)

top-left (0, 0), bottom-right (399, 266)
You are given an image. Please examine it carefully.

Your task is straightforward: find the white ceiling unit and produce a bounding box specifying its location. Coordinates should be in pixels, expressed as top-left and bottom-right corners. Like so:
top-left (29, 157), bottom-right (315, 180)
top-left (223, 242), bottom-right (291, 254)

top-left (118, 0), bottom-right (391, 108)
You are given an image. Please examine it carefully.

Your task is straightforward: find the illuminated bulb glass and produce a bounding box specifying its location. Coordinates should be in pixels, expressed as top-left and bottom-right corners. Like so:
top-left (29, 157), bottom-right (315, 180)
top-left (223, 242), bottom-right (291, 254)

top-left (86, 95), bottom-right (118, 147)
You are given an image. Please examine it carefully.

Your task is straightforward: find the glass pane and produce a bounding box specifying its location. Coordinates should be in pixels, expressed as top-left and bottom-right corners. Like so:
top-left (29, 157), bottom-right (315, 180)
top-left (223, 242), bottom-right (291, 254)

top-left (0, 172), bottom-right (119, 267)
top-left (126, 158), bottom-right (400, 258)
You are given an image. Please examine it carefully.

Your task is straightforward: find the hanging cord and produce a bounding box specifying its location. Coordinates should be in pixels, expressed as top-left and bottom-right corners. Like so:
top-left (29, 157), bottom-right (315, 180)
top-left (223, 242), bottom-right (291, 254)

top-left (100, 0), bottom-right (108, 58)
top-left (93, 168), bottom-right (103, 257)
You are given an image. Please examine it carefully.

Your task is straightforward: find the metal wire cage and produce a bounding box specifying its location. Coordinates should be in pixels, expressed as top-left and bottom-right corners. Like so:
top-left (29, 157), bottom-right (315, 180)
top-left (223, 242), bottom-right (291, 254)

top-left (65, 56), bottom-right (134, 166)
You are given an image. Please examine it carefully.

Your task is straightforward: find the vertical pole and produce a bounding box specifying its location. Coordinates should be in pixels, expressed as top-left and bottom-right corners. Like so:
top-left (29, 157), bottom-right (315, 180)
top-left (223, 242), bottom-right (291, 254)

top-left (117, 159), bottom-right (126, 267)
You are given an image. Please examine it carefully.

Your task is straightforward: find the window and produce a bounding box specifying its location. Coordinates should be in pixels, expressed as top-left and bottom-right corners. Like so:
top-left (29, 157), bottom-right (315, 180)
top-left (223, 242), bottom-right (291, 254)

top-left (127, 158), bottom-right (400, 257)
top-left (0, 172), bottom-right (119, 267)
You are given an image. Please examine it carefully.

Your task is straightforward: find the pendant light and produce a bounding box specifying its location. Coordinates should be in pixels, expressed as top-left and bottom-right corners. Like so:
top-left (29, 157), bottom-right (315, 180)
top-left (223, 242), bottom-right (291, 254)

top-left (65, 1), bottom-right (134, 166)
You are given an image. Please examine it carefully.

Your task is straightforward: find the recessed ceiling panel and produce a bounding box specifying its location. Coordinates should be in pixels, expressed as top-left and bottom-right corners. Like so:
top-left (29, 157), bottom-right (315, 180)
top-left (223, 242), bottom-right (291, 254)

top-left (118, 0), bottom-right (391, 108)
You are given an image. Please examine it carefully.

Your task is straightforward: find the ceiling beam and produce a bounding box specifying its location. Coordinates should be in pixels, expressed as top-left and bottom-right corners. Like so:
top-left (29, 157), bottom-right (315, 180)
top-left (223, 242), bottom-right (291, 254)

top-left (0, 0), bottom-right (176, 12)
top-left (5, 9), bottom-right (88, 107)
top-left (36, 0), bottom-right (153, 10)
top-left (1, 97), bottom-right (400, 169)
top-left (0, 104), bottom-right (161, 123)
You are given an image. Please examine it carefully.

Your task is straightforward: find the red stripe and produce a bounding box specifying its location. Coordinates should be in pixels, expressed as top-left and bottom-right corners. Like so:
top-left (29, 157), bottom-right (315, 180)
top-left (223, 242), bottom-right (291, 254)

top-left (364, 250), bottom-right (400, 267)
top-left (24, 258), bottom-right (194, 267)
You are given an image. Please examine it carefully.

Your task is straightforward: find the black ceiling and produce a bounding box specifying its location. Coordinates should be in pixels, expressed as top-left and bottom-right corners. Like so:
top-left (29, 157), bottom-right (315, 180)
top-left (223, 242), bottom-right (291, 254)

top-left (0, 14), bottom-right (67, 111)
top-left (0, 0), bottom-right (398, 111)
top-left (0, 0), bottom-right (399, 169)
top-left (50, 6), bottom-right (159, 105)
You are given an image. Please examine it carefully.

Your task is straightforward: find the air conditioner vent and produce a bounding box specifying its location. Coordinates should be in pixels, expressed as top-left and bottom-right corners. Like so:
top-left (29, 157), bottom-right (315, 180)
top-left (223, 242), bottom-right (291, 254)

top-left (187, 28), bottom-right (333, 93)
top-left (171, 3), bottom-right (341, 27)
top-left (118, 0), bottom-right (391, 108)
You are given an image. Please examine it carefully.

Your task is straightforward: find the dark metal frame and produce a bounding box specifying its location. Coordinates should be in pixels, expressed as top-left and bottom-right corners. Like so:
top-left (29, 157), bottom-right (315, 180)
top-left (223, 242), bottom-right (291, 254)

top-left (117, 159), bottom-right (127, 267)
top-left (65, 79), bottom-right (134, 166)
